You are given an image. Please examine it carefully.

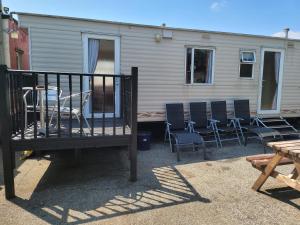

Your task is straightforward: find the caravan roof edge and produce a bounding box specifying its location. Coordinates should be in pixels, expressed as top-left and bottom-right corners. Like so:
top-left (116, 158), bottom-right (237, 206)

top-left (13, 11), bottom-right (300, 43)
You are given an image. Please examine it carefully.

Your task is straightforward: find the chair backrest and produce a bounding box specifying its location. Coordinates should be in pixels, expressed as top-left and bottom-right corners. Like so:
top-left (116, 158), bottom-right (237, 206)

top-left (211, 101), bottom-right (228, 126)
top-left (166, 103), bottom-right (185, 131)
top-left (234, 99), bottom-right (251, 125)
top-left (23, 88), bottom-right (35, 107)
top-left (43, 86), bottom-right (63, 102)
top-left (189, 102), bottom-right (208, 128)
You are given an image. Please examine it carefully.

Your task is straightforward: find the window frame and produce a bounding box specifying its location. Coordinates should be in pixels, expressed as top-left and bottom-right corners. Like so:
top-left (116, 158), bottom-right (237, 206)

top-left (239, 50), bottom-right (256, 79)
top-left (185, 46), bottom-right (215, 85)
top-left (15, 48), bottom-right (24, 70)
top-left (240, 50), bottom-right (256, 63)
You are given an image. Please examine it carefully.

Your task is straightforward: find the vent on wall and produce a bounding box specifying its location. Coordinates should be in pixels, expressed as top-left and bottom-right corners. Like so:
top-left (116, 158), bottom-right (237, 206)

top-left (201, 33), bottom-right (210, 39)
top-left (287, 41), bottom-right (295, 48)
top-left (162, 30), bottom-right (173, 39)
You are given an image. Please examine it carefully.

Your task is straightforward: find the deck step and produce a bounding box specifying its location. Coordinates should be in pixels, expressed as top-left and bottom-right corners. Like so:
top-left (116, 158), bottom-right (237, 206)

top-left (278, 131), bottom-right (300, 136)
top-left (268, 125), bottom-right (294, 129)
top-left (260, 118), bottom-right (285, 123)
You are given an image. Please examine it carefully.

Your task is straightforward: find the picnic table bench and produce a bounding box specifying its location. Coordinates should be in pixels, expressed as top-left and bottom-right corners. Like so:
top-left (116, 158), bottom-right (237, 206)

top-left (246, 140), bottom-right (300, 192)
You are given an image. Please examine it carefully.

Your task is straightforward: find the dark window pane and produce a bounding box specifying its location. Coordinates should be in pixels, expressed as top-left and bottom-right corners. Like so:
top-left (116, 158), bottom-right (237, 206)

top-left (240, 64), bottom-right (253, 78)
top-left (194, 49), bottom-right (213, 83)
top-left (186, 48), bottom-right (192, 83)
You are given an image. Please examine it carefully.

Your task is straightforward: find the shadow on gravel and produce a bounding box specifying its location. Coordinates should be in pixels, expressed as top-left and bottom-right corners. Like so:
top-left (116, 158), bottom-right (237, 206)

top-left (11, 148), bottom-right (210, 225)
top-left (261, 187), bottom-right (300, 210)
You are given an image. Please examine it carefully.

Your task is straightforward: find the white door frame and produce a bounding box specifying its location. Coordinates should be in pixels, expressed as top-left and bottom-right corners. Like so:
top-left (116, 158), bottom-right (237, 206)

top-left (82, 33), bottom-right (121, 118)
top-left (257, 47), bottom-right (285, 114)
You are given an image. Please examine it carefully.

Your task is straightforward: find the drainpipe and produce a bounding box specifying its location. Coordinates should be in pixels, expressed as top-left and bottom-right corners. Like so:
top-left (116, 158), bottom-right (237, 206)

top-left (0, 0), bottom-right (5, 65)
top-left (283, 28), bottom-right (289, 51)
top-left (283, 28), bottom-right (290, 39)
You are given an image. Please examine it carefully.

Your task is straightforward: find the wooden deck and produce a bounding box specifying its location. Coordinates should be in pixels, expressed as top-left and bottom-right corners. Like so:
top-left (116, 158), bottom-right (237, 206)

top-left (0, 66), bottom-right (138, 199)
top-left (12, 118), bottom-right (131, 141)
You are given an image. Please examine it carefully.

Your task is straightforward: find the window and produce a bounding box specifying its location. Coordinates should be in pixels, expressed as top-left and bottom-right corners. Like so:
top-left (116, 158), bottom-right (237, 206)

top-left (186, 47), bottom-right (214, 84)
top-left (239, 50), bottom-right (256, 78)
top-left (16, 49), bottom-right (24, 70)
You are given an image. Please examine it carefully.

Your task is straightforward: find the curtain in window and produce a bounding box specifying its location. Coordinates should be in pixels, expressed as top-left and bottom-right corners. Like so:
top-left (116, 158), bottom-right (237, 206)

top-left (206, 51), bottom-right (213, 83)
top-left (88, 39), bottom-right (100, 73)
top-left (272, 52), bottom-right (281, 109)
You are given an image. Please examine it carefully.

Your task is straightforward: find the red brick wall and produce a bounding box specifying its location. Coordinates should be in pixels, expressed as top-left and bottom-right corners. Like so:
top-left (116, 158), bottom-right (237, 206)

top-left (9, 19), bottom-right (30, 70)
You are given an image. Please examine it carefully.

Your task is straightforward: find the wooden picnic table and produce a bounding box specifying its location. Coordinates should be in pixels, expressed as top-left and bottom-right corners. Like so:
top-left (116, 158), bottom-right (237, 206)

top-left (249, 140), bottom-right (300, 192)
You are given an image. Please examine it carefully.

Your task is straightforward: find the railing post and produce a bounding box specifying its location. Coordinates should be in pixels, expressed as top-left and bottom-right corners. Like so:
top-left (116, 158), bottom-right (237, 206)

top-left (130, 67), bottom-right (138, 181)
top-left (0, 65), bottom-right (15, 199)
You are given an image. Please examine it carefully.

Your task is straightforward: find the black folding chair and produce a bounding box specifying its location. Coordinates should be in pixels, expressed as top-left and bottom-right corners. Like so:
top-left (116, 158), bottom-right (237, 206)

top-left (210, 101), bottom-right (241, 147)
top-left (189, 102), bottom-right (219, 148)
top-left (233, 99), bottom-right (282, 152)
top-left (165, 103), bottom-right (206, 161)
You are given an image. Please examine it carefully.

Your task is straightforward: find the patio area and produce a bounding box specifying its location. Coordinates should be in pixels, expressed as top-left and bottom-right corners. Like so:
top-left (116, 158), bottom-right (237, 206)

top-left (0, 142), bottom-right (299, 225)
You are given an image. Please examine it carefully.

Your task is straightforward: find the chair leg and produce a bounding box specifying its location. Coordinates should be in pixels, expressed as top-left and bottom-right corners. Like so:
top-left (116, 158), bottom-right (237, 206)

top-left (24, 108), bottom-right (28, 129)
top-left (168, 131), bottom-right (173, 153)
top-left (244, 132), bottom-right (248, 146)
top-left (260, 138), bottom-right (267, 154)
top-left (176, 144), bottom-right (180, 162)
top-left (83, 115), bottom-right (91, 134)
top-left (202, 141), bottom-right (207, 160)
top-left (239, 126), bottom-right (245, 145)
top-left (212, 123), bottom-right (222, 148)
top-left (164, 126), bottom-right (168, 143)
top-left (212, 127), bottom-right (219, 148)
top-left (233, 123), bottom-right (241, 146)
top-left (74, 113), bottom-right (83, 133)
top-left (215, 128), bottom-right (222, 148)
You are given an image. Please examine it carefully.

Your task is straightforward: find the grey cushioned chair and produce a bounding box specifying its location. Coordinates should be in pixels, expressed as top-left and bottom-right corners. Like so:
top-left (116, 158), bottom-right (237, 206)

top-left (210, 101), bottom-right (241, 147)
top-left (189, 102), bottom-right (219, 148)
top-left (233, 99), bottom-right (282, 152)
top-left (165, 103), bottom-right (206, 161)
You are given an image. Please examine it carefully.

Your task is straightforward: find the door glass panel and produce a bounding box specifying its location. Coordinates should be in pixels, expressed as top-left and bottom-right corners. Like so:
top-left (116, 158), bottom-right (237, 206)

top-left (89, 39), bottom-right (115, 113)
top-left (260, 51), bottom-right (281, 110)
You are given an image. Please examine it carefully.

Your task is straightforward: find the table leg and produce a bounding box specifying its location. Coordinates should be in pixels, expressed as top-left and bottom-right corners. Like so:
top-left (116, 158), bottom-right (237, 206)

top-left (39, 90), bottom-right (45, 128)
top-left (294, 162), bottom-right (300, 178)
top-left (252, 153), bottom-right (283, 191)
top-left (289, 168), bottom-right (299, 179)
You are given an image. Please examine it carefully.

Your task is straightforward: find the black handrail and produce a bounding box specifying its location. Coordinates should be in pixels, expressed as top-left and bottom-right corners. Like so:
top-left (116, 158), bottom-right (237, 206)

top-left (0, 65), bottom-right (139, 199)
top-left (1, 67), bottom-right (138, 140)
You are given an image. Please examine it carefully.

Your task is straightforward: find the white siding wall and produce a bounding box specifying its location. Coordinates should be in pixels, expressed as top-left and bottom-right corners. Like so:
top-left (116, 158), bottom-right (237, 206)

top-left (19, 15), bottom-right (300, 121)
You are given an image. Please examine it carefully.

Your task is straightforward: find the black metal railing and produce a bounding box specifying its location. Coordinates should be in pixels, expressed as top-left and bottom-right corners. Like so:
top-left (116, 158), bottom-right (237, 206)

top-left (0, 65), bottom-right (138, 140)
top-left (0, 65), bottom-right (138, 199)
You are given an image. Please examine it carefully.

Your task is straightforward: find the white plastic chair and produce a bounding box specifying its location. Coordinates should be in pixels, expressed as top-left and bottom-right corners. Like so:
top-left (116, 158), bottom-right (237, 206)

top-left (23, 86), bottom-right (62, 128)
top-left (49, 90), bottom-right (91, 134)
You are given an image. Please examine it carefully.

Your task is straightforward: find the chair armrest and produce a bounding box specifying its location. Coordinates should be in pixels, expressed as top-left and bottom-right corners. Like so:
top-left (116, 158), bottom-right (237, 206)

top-left (231, 117), bottom-right (244, 121)
top-left (165, 121), bottom-right (172, 126)
top-left (189, 120), bottom-right (196, 125)
top-left (250, 116), bottom-right (259, 126)
top-left (59, 90), bottom-right (91, 100)
top-left (59, 93), bottom-right (81, 101)
top-left (188, 121), bottom-right (196, 132)
top-left (208, 119), bottom-right (219, 123)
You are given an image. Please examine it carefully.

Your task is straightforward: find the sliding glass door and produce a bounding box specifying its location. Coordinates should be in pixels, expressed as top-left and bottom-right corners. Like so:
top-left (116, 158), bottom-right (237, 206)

top-left (258, 48), bottom-right (284, 114)
top-left (83, 34), bottom-right (120, 118)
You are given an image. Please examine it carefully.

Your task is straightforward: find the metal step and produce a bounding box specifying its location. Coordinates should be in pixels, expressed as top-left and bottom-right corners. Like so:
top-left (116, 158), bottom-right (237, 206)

top-left (268, 125), bottom-right (294, 129)
top-left (260, 118), bottom-right (285, 123)
top-left (279, 131), bottom-right (300, 136)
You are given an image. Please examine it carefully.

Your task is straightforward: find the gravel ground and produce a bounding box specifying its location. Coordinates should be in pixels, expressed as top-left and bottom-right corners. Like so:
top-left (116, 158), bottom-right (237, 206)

top-left (0, 142), bottom-right (299, 225)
